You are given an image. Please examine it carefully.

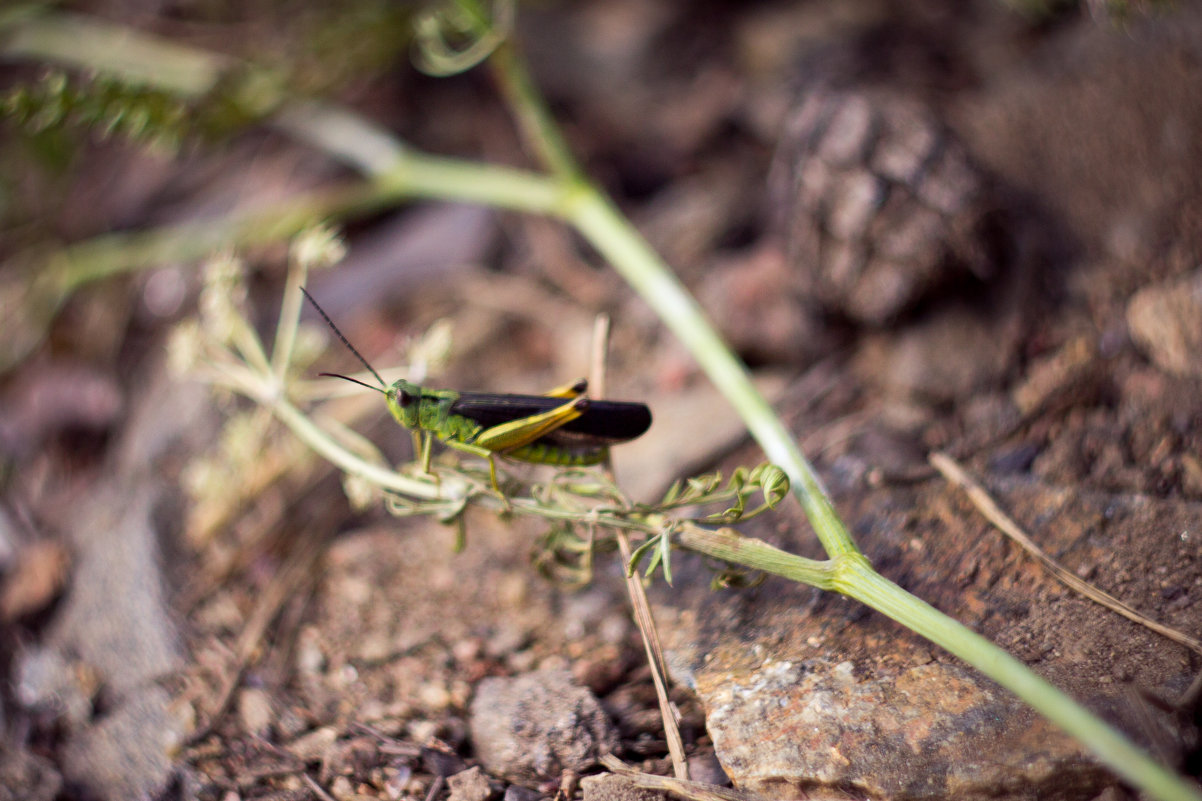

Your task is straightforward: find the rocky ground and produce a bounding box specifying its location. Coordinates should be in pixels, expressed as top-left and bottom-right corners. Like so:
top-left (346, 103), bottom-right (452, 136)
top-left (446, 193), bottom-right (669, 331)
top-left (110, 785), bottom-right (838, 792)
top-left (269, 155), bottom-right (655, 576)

top-left (1, 2), bottom-right (1200, 800)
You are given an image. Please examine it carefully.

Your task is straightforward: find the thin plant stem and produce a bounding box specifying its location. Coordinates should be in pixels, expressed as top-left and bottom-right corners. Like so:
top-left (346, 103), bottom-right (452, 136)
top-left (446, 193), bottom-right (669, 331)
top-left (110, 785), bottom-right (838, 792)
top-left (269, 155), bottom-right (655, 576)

top-left (488, 38), bottom-right (581, 180)
top-left (592, 313), bottom-right (689, 781)
top-left (271, 262), bottom-right (309, 383)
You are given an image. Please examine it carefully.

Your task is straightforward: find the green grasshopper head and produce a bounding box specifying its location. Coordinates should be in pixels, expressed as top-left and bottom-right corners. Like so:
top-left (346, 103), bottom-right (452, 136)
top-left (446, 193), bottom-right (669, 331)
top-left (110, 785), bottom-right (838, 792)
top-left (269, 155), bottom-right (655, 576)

top-left (385, 379), bottom-right (423, 430)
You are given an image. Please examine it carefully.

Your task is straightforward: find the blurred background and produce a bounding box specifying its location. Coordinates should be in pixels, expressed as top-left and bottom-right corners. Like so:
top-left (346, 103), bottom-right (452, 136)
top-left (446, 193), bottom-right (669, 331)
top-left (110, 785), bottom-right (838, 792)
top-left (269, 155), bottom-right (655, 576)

top-left (1, 2), bottom-right (1200, 800)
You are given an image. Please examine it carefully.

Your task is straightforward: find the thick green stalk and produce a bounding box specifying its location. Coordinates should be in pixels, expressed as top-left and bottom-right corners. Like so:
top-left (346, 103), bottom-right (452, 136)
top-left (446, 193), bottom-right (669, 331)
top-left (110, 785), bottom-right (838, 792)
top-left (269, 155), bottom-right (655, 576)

top-left (1, 11), bottom-right (230, 96)
top-left (567, 188), bottom-right (858, 559)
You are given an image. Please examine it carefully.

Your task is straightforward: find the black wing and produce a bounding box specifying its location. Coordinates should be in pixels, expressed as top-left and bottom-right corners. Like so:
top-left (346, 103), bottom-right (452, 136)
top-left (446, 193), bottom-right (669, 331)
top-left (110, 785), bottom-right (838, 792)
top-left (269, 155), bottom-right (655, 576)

top-left (449, 392), bottom-right (652, 444)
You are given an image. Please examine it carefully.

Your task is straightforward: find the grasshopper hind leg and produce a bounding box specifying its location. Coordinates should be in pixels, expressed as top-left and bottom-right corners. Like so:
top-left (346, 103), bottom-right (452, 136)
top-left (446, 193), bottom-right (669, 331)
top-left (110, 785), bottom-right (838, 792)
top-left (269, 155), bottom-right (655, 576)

top-left (544, 378), bottom-right (588, 399)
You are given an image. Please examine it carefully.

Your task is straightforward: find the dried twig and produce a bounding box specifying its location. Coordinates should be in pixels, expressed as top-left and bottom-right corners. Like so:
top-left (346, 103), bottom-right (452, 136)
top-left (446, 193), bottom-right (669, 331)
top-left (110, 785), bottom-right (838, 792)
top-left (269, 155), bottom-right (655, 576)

top-left (591, 314), bottom-right (689, 781)
top-left (930, 451), bottom-right (1202, 656)
top-left (301, 773), bottom-right (339, 801)
top-left (600, 756), bottom-right (762, 801)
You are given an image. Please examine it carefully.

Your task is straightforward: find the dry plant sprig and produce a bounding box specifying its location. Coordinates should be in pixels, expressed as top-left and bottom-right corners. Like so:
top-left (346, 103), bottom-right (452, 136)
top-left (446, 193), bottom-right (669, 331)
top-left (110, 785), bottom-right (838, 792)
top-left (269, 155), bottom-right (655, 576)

top-left (177, 241), bottom-right (793, 581)
top-left (177, 242), bottom-right (795, 779)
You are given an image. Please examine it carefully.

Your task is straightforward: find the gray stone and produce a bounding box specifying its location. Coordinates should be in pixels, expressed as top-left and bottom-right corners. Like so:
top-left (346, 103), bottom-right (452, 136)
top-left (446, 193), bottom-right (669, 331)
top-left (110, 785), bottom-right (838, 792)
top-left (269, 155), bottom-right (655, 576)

top-left (1126, 270), bottom-right (1202, 377)
top-left (448, 766), bottom-right (497, 801)
top-left (469, 670), bottom-right (618, 785)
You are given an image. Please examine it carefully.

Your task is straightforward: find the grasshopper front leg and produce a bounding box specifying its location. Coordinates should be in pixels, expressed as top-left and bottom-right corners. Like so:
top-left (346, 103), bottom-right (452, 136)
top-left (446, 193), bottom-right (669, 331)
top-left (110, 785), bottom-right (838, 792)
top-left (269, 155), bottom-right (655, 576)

top-left (444, 440), bottom-right (507, 497)
top-left (409, 429), bottom-right (446, 492)
top-left (414, 435), bottom-right (500, 500)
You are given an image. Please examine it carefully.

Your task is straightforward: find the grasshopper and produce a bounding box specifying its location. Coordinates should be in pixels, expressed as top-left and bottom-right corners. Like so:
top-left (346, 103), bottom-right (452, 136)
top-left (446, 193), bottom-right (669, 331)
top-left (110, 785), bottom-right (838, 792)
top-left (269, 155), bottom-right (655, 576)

top-left (301, 288), bottom-right (652, 492)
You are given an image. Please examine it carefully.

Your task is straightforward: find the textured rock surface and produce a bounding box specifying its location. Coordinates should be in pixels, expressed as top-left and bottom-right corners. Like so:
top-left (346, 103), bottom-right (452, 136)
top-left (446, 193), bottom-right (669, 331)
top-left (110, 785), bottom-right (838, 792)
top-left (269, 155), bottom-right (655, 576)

top-left (1127, 269), bottom-right (1202, 377)
top-left (692, 657), bottom-right (1100, 801)
top-left (662, 476), bottom-right (1201, 801)
top-left (773, 87), bottom-right (998, 325)
top-left (469, 670), bottom-right (618, 785)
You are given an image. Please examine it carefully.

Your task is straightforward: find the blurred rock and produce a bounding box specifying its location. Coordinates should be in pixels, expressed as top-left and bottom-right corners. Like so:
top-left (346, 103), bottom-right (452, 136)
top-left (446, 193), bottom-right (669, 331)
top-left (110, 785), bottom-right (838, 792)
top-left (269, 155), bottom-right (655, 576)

top-left (853, 304), bottom-right (1013, 402)
top-left (686, 750), bottom-right (731, 787)
top-left (447, 766), bottom-right (497, 801)
top-left (1126, 270), bottom-right (1202, 377)
top-left (469, 670), bottom-right (617, 786)
top-left (59, 688), bottom-right (187, 801)
top-left (0, 746), bottom-right (62, 801)
top-left (0, 507), bottom-right (15, 570)
top-left (13, 645), bottom-right (96, 727)
top-left (954, 11), bottom-right (1202, 268)
top-left (0, 363), bottom-right (123, 459)
top-left (44, 485), bottom-right (182, 696)
top-left (502, 786), bottom-right (541, 801)
top-left (286, 726), bottom-right (339, 763)
top-left (1011, 336), bottom-right (1100, 416)
top-left (12, 482), bottom-right (187, 800)
top-left (698, 245), bottom-right (830, 366)
top-left (237, 687), bottom-right (275, 738)
top-left (305, 204), bottom-right (495, 321)
top-left (0, 540), bottom-right (70, 621)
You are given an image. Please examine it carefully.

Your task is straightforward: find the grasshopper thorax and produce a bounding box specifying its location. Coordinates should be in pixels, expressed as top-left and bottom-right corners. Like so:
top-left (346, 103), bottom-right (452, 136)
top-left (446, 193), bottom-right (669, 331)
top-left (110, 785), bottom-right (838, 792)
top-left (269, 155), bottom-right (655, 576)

top-left (385, 379), bottom-right (423, 430)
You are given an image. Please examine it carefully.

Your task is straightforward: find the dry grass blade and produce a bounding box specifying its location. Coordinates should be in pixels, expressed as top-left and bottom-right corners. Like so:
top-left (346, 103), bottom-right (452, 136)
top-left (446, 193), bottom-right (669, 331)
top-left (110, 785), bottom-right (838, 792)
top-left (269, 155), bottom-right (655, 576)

top-left (615, 530), bottom-right (689, 777)
top-left (930, 451), bottom-right (1202, 656)
top-left (591, 314), bottom-right (688, 781)
top-left (600, 756), bottom-right (763, 801)
top-left (301, 772), bottom-right (339, 801)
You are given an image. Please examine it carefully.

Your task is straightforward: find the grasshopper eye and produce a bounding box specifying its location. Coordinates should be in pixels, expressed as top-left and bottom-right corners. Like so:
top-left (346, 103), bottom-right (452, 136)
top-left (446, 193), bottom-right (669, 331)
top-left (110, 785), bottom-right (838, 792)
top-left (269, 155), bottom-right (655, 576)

top-left (398, 388), bottom-right (417, 407)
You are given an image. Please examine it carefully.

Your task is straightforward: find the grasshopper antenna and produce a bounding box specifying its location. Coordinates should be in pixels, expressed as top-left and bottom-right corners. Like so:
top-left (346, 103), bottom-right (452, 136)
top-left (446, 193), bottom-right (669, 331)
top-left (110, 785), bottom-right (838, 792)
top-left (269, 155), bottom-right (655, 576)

top-left (300, 286), bottom-right (388, 389)
top-left (317, 372), bottom-right (384, 394)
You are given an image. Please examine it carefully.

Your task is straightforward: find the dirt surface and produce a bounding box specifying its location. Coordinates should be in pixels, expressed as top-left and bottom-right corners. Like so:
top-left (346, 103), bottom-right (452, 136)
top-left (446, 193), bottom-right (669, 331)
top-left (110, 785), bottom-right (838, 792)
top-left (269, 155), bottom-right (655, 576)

top-left (1, 2), bottom-right (1201, 800)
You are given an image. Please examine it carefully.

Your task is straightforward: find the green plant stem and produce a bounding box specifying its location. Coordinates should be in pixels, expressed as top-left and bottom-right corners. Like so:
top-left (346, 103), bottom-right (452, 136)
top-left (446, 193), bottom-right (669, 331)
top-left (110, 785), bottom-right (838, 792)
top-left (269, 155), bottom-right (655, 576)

top-left (270, 262), bottom-right (308, 383)
top-left (488, 39), bottom-right (580, 180)
top-left (269, 392), bottom-right (453, 500)
top-left (675, 523), bottom-right (835, 588)
top-left (567, 189), bottom-right (857, 559)
top-left (378, 152), bottom-right (565, 213)
top-left (29, 154), bottom-right (561, 309)
top-left (0, 155), bottom-right (559, 371)
top-left (477, 15), bottom-right (854, 558)
top-left (228, 311), bottom-right (272, 377)
top-left (1, 11), bottom-right (232, 97)
top-left (53, 183), bottom-right (391, 292)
